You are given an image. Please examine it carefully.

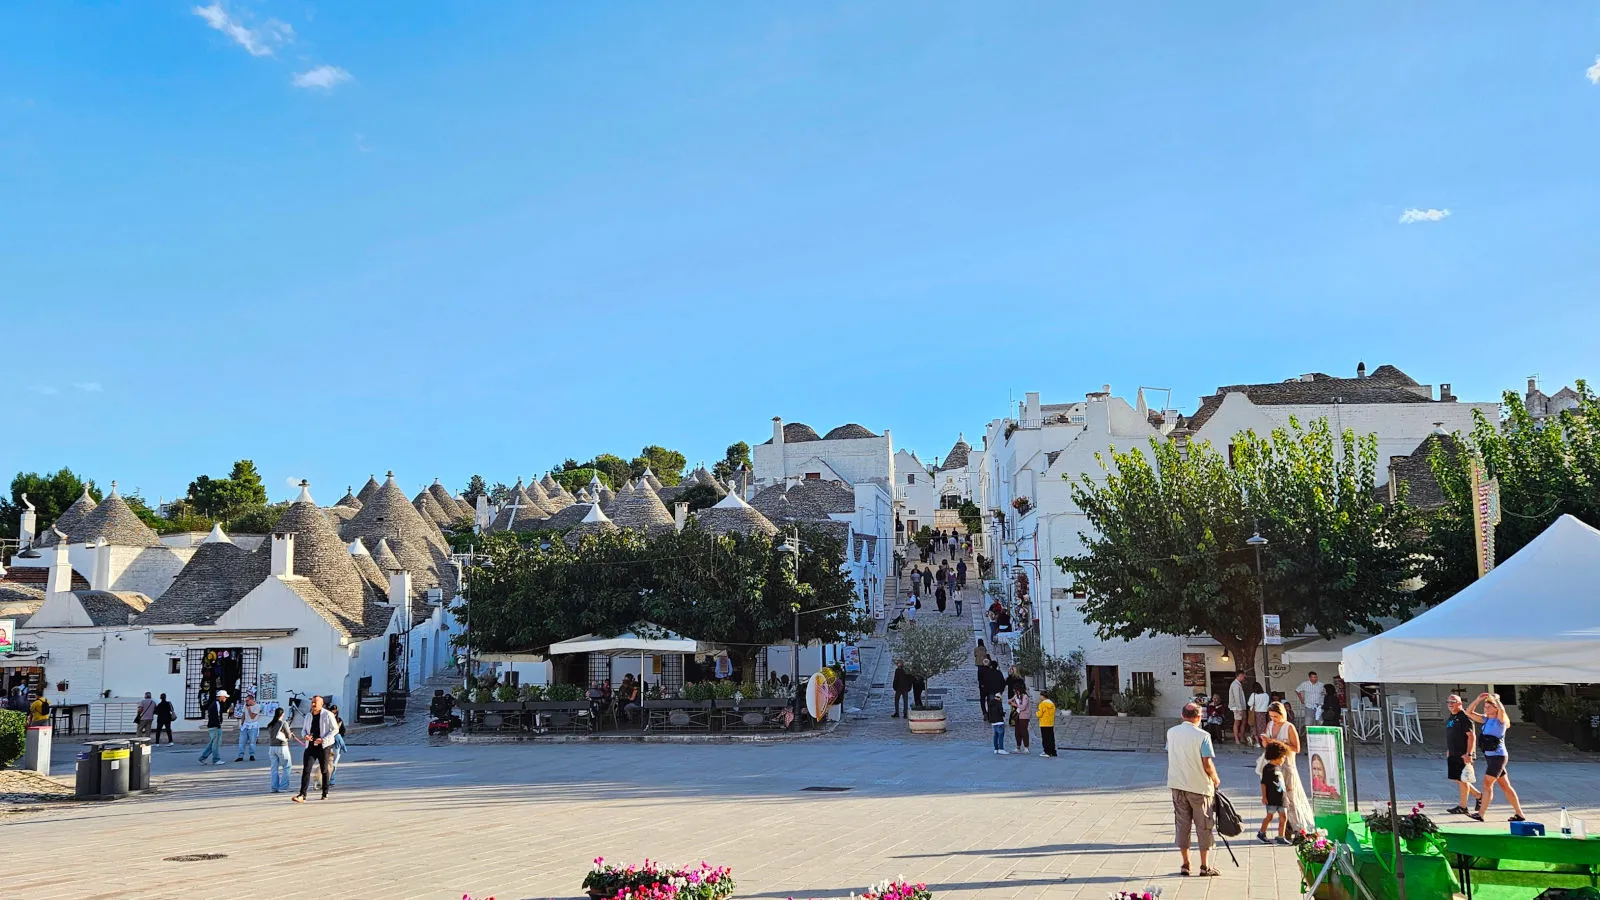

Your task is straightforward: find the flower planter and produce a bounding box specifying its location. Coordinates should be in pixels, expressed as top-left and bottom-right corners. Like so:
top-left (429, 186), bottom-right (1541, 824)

top-left (908, 706), bottom-right (947, 734)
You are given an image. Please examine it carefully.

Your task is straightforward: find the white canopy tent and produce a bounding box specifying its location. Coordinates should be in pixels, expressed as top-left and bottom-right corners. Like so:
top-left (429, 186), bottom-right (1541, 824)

top-left (1343, 514), bottom-right (1600, 684)
top-left (547, 624), bottom-right (711, 657)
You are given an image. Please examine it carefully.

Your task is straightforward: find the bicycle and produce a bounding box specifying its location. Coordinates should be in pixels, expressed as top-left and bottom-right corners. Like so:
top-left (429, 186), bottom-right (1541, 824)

top-left (284, 690), bottom-right (306, 727)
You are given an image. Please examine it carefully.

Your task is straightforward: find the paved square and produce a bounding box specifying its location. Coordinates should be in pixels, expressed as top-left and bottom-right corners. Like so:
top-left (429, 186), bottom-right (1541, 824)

top-left (7, 715), bottom-right (1598, 900)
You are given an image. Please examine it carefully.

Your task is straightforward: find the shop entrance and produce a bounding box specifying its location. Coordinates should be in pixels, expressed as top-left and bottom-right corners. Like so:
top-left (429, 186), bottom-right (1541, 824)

top-left (185, 647), bottom-right (260, 719)
top-left (1085, 664), bottom-right (1119, 716)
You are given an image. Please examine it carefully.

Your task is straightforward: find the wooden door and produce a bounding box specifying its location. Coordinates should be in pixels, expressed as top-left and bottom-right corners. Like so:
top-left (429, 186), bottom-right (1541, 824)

top-left (1086, 665), bottom-right (1119, 716)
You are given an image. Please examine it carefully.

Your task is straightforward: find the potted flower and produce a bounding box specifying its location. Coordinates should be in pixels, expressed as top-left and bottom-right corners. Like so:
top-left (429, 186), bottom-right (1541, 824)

top-left (1296, 831), bottom-right (1348, 899)
top-left (1364, 803), bottom-right (1439, 855)
top-left (1111, 691), bottom-right (1134, 717)
top-left (1011, 496), bottom-right (1032, 516)
top-left (891, 620), bottom-right (969, 734)
top-left (581, 858), bottom-right (734, 899)
top-left (55, 680), bottom-right (69, 693)
top-left (1108, 890), bottom-right (1162, 900)
top-left (860, 878), bottom-right (934, 899)
top-left (712, 680), bottom-right (742, 708)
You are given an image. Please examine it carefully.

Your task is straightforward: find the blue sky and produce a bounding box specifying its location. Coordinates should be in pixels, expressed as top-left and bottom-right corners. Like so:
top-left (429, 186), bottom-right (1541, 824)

top-left (3, 3), bottom-right (1597, 503)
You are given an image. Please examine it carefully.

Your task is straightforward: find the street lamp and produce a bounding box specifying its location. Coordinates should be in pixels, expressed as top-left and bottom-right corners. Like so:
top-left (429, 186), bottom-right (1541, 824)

top-left (777, 528), bottom-right (802, 691)
top-left (1246, 529), bottom-right (1271, 692)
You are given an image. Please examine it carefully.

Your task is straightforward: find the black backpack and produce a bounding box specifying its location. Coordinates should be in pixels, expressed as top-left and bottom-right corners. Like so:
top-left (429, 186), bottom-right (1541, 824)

top-left (1212, 791), bottom-right (1244, 838)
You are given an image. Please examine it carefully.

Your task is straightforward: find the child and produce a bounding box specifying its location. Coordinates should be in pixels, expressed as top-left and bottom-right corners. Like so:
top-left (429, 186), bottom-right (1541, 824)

top-left (1036, 692), bottom-right (1058, 757)
top-left (1259, 740), bottom-right (1291, 845)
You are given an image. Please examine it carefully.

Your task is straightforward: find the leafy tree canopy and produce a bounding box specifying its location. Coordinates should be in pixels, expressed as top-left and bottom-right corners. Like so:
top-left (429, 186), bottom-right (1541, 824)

top-left (1058, 418), bottom-right (1424, 680)
top-left (711, 442), bottom-right (752, 482)
top-left (461, 475), bottom-right (489, 507)
top-left (553, 466), bottom-right (611, 493)
top-left (228, 504), bottom-right (286, 534)
top-left (459, 525), bottom-right (866, 681)
top-left (1420, 381), bottom-right (1600, 606)
top-left (185, 459), bottom-right (268, 524)
top-left (630, 446), bottom-right (686, 486)
top-left (957, 500), bottom-right (982, 536)
top-left (0, 468), bottom-right (100, 541)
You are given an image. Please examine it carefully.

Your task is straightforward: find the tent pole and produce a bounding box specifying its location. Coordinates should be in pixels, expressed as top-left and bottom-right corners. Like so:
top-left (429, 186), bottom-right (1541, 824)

top-left (1379, 683), bottom-right (1407, 900)
top-left (1347, 682), bottom-right (1360, 809)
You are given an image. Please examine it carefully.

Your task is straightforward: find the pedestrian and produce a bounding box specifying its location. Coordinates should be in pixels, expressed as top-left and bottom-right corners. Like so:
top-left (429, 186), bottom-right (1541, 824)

top-left (1228, 672), bottom-right (1248, 745)
top-left (327, 704), bottom-right (347, 785)
top-left (1257, 739), bottom-right (1291, 845)
top-left (921, 567), bottom-right (932, 596)
top-left (135, 691), bottom-right (156, 737)
top-left (1005, 665), bottom-right (1026, 699)
top-left (1259, 701), bottom-right (1313, 831)
top-left (1010, 685), bottom-right (1033, 754)
top-left (1037, 690), bottom-right (1057, 757)
top-left (911, 672), bottom-right (926, 709)
top-left (199, 689), bottom-right (229, 765)
top-left (952, 582), bottom-right (963, 618)
top-left (1296, 672), bottom-right (1322, 726)
top-left (987, 600), bottom-right (1002, 643)
top-left (1464, 692), bottom-right (1526, 822)
top-left (234, 690), bottom-right (262, 762)
top-left (956, 558), bottom-right (967, 590)
top-left (1248, 681), bottom-right (1271, 740)
top-left (1166, 702), bottom-right (1222, 877)
top-left (153, 693), bottom-right (175, 744)
top-left (934, 583), bottom-right (947, 614)
top-left (265, 708), bottom-right (293, 793)
top-left (891, 661), bottom-right (912, 719)
top-left (985, 693), bottom-right (1008, 755)
top-left (978, 658), bottom-right (1005, 731)
top-left (1320, 683), bottom-right (1343, 726)
top-left (905, 594), bottom-right (918, 624)
top-left (291, 694), bottom-right (338, 803)
top-left (973, 639), bottom-right (990, 669)
top-left (1442, 693), bottom-right (1482, 815)
top-left (28, 692), bottom-right (49, 726)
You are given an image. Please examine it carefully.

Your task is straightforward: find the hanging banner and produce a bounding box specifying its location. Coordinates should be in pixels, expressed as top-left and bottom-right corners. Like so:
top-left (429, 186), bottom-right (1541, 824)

top-left (1262, 614), bottom-right (1283, 646)
top-left (1470, 457), bottom-right (1502, 578)
top-left (1306, 725), bottom-right (1352, 832)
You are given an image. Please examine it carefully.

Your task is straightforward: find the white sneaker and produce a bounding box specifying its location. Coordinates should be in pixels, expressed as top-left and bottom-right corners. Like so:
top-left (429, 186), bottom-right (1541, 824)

top-left (214, 760), bottom-right (227, 766)
top-left (996, 749), bottom-right (1009, 755)
top-left (1038, 752), bottom-right (1050, 757)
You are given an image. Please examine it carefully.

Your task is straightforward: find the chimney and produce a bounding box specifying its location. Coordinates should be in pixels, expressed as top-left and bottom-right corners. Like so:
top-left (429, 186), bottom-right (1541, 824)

top-left (1440, 383), bottom-right (1455, 402)
top-left (1357, 362), bottom-right (1367, 379)
top-left (387, 569), bottom-right (412, 630)
top-left (1527, 376), bottom-right (1538, 394)
top-left (1023, 392), bottom-right (1041, 427)
top-left (91, 540), bottom-right (112, 590)
top-left (270, 532), bottom-right (296, 577)
top-left (17, 493), bottom-right (36, 548)
top-left (772, 416), bottom-right (785, 446)
top-left (46, 531), bottom-right (73, 596)
top-left (674, 502), bottom-right (689, 533)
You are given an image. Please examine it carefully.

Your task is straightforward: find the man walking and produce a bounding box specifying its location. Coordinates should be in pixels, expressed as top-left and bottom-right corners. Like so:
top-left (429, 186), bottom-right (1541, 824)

top-left (956, 558), bottom-right (967, 591)
top-left (921, 567), bottom-right (933, 596)
top-left (135, 691), bottom-right (156, 737)
top-left (1296, 672), bottom-right (1322, 725)
top-left (934, 582), bottom-right (948, 615)
top-left (1444, 694), bottom-right (1482, 814)
top-left (1166, 702), bottom-right (1222, 877)
top-left (891, 661), bottom-right (912, 719)
top-left (1228, 672), bottom-right (1249, 744)
top-left (153, 693), bottom-right (175, 744)
top-left (292, 695), bottom-right (339, 803)
top-left (198, 690), bottom-right (229, 765)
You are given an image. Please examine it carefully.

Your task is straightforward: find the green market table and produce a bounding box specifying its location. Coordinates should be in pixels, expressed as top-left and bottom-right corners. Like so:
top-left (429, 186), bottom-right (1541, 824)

top-left (1338, 822), bottom-right (1460, 900)
top-left (1438, 825), bottom-right (1600, 899)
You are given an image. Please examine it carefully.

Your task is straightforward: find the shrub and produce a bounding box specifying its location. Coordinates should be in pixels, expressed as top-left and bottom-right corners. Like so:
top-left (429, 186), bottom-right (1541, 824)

top-left (0, 709), bottom-right (24, 768)
top-left (518, 684), bottom-right (546, 702)
top-left (495, 684), bottom-right (520, 703)
top-left (892, 620), bottom-right (969, 685)
top-left (547, 682), bottom-right (582, 702)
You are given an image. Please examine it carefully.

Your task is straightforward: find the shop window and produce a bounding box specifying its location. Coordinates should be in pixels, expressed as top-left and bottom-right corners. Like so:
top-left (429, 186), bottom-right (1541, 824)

top-left (907, 474), bottom-right (915, 484)
top-left (294, 647), bottom-right (309, 669)
top-left (1131, 671), bottom-right (1156, 696)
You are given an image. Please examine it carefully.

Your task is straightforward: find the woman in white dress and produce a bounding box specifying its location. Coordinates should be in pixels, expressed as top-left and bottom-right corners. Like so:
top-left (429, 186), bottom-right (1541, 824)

top-left (1259, 701), bottom-right (1315, 833)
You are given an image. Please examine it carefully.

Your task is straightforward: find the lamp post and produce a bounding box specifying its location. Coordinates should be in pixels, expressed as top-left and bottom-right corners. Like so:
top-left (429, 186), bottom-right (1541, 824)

top-left (1246, 529), bottom-right (1271, 692)
top-left (777, 527), bottom-right (802, 691)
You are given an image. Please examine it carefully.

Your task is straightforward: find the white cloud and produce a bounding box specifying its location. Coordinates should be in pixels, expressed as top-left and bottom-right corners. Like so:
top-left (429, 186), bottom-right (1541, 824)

top-left (1587, 56), bottom-right (1600, 85)
top-left (28, 385), bottom-right (59, 395)
top-left (355, 132), bottom-right (373, 153)
top-left (1399, 208), bottom-right (1451, 224)
top-left (292, 65), bottom-right (352, 91)
top-left (73, 382), bottom-right (103, 392)
top-left (192, 3), bottom-right (293, 58)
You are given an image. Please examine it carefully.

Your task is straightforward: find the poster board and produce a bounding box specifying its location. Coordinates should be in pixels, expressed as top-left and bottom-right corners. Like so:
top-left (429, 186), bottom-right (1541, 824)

top-left (1262, 614), bottom-right (1283, 645)
top-left (1182, 653), bottom-right (1207, 691)
top-left (0, 618), bottom-right (14, 653)
top-left (1306, 725), bottom-right (1352, 838)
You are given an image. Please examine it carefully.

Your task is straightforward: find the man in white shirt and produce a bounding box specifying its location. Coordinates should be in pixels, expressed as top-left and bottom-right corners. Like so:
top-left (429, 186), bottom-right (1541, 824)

top-left (234, 690), bottom-right (262, 762)
top-left (1228, 673), bottom-right (1248, 744)
top-left (292, 695), bottom-right (339, 803)
top-left (1296, 672), bottom-right (1321, 726)
top-left (1166, 703), bottom-right (1222, 877)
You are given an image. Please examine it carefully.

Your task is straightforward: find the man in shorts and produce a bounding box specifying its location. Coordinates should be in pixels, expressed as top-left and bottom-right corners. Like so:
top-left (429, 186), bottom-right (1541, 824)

top-left (1443, 694), bottom-right (1481, 814)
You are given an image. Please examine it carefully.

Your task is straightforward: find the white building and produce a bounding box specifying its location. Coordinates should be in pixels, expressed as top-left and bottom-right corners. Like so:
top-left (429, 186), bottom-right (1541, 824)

top-left (1524, 377), bottom-right (1581, 423)
top-left (892, 448), bottom-right (936, 542)
top-left (9, 483), bottom-right (197, 598)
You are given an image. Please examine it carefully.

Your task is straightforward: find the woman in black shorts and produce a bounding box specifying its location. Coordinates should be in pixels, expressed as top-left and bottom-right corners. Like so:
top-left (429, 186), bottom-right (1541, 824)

top-left (1465, 692), bottom-right (1526, 822)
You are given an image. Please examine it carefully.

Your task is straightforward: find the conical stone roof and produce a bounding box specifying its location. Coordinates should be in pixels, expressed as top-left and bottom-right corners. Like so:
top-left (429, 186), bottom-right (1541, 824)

top-left (372, 538), bottom-right (403, 573)
top-left (414, 489), bottom-right (455, 530)
top-left (341, 473), bottom-right (457, 612)
top-left (348, 538), bottom-right (388, 595)
top-left (336, 488), bottom-right (363, 510)
top-left (38, 486), bottom-right (98, 547)
top-left (269, 485), bottom-right (372, 615)
top-left (136, 539), bottom-right (253, 626)
top-left (428, 480), bottom-right (468, 522)
top-left (522, 478), bottom-right (560, 516)
top-left (563, 502), bottom-right (619, 548)
top-left (641, 468), bottom-right (663, 491)
top-left (540, 500), bottom-right (594, 531)
top-left (69, 483), bottom-right (162, 547)
top-left (607, 480), bottom-right (675, 535)
top-left (691, 489), bottom-right (778, 538)
top-left (356, 475), bottom-right (383, 506)
top-left (490, 479), bottom-right (549, 531)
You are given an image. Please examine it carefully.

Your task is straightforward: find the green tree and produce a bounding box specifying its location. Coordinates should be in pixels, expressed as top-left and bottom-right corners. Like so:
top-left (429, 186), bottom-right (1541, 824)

top-left (676, 483), bottom-right (723, 512)
top-left (553, 467), bottom-right (610, 494)
top-left (462, 475), bottom-right (489, 506)
top-left (712, 442), bottom-right (752, 482)
top-left (0, 468), bottom-right (100, 541)
top-left (1420, 382), bottom-right (1600, 606)
top-left (585, 454), bottom-right (633, 489)
top-left (228, 504), bottom-right (285, 534)
top-left (630, 446), bottom-right (686, 486)
top-left (957, 500), bottom-right (982, 535)
top-left (1058, 419), bottom-right (1424, 680)
top-left (186, 459), bottom-right (269, 523)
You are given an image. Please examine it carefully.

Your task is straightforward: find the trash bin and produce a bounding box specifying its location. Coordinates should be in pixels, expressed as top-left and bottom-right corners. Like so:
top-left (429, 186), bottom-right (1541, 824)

top-left (74, 749), bottom-right (100, 798)
top-left (98, 741), bottom-right (131, 798)
top-left (22, 724), bottom-right (53, 776)
top-left (126, 736), bottom-right (153, 792)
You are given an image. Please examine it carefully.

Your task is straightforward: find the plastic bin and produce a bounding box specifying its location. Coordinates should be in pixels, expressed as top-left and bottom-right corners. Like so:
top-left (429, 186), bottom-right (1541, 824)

top-left (126, 736), bottom-right (153, 792)
top-left (98, 741), bottom-right (131, 797)
top-left (74, 749), bottom-right (100, 798)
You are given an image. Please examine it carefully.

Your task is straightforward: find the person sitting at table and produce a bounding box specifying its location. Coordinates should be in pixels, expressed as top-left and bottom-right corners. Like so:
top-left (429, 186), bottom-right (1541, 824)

top-left (618, 676), bottom-right (641, 725)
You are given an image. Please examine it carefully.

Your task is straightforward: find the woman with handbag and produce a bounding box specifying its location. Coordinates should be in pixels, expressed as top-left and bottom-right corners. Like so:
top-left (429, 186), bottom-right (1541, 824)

top-left (1464, 692), bottom-right (1527, 822)
top-left (1010, 687), bottom-right (1033, 754)
top-left (1258, 702), bottom-right (1314, 832)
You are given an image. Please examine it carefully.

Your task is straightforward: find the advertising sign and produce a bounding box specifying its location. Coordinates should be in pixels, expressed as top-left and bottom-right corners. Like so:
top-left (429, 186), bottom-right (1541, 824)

top-left (1262, 614), bottom-right (1283, 646)
top-left (0, 618), bottom-right (14, 654)
top-left (1471, 457), bottom-right (1502, 578)
top-left (1305, 725), bottom-right (1352, 836)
